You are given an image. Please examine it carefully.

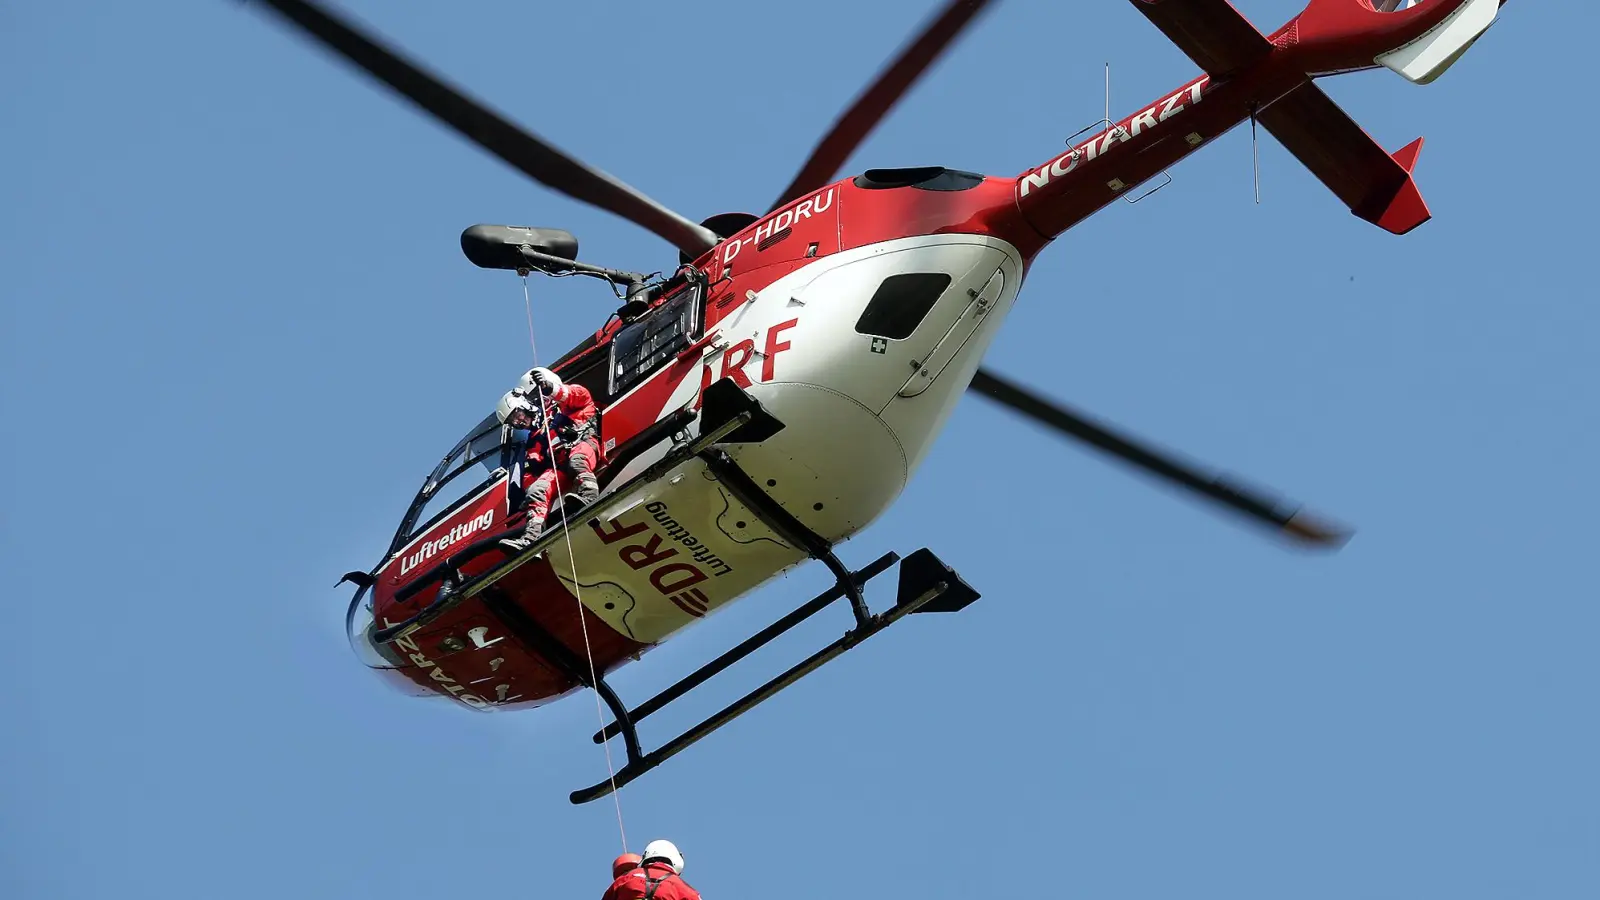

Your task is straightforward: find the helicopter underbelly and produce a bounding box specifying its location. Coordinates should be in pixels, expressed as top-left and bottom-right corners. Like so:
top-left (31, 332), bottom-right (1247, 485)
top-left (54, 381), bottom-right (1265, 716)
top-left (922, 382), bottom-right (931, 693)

top-left (548, 233), bottom-right (1024, 645)
top-left (545, 382), bottom-right (904, 644)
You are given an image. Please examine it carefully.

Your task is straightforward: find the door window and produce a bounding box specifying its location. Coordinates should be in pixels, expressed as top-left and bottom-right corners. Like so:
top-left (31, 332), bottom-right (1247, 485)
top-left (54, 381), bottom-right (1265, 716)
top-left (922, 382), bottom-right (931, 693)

top-left (610, 283), bottom-right (704, 397)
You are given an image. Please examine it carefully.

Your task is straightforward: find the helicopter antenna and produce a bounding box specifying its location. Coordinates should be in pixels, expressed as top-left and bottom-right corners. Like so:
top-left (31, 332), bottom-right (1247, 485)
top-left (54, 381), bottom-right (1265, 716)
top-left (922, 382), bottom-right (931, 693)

top-left (1251, 103), bottom-right (1262, 205)
top-left (1102, 61), bottom-right (1172, 205)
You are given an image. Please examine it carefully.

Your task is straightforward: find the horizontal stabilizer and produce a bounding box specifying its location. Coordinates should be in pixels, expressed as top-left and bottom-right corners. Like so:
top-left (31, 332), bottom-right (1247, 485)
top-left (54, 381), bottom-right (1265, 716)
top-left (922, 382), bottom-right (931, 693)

top-left (1128, 0), bottom-right (1273, 75)
top-left (1257, 81), bottom-right (1431, 234)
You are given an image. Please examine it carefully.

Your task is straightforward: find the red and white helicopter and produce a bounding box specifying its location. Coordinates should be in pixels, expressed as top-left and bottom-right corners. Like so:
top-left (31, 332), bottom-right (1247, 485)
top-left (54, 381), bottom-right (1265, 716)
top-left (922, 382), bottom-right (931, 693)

top-left (248, 0), bottom-right (1508, 803)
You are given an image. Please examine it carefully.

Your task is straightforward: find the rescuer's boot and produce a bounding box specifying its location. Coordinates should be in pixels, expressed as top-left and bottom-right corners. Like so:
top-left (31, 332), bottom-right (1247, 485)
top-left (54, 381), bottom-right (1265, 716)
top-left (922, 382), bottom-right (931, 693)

top-left (498, 515), bottom-right (544, 553)
top-left (574, 473), bottom-right (600, 508)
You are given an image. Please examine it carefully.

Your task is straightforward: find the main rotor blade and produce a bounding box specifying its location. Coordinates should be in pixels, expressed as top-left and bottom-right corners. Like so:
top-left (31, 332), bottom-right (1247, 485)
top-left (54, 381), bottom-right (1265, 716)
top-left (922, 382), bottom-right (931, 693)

top-left (767, 0), bottom-right (995, 212)
top-left (968, 368), bottom-right (1351, 548)
top-left (245, 0), bottom-right (719, 258)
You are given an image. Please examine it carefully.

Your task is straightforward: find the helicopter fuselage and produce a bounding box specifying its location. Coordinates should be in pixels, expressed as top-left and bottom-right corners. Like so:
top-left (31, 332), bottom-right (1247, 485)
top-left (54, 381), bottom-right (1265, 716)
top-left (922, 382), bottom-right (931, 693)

top-left (357, 63), bottom-right (1292, 712)
top-left (360, 171), bottom-right (1040, 710)
top-left (246, 0), bottom-right (1504, 805)
top-left (351, 0), bottom-right (1501, 709)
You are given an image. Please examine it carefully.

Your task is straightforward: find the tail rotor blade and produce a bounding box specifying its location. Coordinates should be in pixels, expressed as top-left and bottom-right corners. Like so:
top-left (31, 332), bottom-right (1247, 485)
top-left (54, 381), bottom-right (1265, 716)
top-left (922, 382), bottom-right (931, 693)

top-left (767, 0), bottom-right (995, 212)
top-left (968, 368), bottom-right (1351, 548)
top-left (244, 0), bottom-right (719, 258)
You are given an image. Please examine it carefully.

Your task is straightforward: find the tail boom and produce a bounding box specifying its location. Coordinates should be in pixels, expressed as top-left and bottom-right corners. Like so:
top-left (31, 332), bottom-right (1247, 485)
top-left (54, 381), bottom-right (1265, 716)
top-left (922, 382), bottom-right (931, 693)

top-left (1013, 68), bottom-right (1303, 242)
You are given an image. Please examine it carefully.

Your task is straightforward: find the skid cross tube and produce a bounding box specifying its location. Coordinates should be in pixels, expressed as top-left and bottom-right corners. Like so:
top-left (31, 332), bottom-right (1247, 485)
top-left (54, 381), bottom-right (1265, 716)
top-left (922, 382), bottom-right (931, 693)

top-left (479, 587), bottom-right (644, 764)
top-left (591, 551), bottom-right (900, 744)
top-left (698, 448), bottom-right (872, 626)
top-left (570, 565), bottom-right (952, 805)
top-left (568, 447), bottom-right (946, 805)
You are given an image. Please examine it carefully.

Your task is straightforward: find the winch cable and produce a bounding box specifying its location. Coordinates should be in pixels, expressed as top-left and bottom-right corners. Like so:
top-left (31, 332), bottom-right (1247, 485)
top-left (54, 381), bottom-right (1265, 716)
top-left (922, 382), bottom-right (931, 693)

top-left (520, 274), bottom-right (629, 852)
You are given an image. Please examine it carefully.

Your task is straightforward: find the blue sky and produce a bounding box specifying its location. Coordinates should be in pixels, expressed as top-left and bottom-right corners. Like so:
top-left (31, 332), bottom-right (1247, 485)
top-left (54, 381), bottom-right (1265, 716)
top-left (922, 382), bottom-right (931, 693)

top-left (4, 1), bottom-right (1595, 898)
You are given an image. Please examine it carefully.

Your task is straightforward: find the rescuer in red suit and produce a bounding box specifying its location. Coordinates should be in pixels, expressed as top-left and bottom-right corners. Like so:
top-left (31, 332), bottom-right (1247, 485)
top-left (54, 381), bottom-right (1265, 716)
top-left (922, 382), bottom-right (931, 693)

top-left (498, 366), bottom-right (602, 551)
top-left (603, 841), bottom-right (700, 900)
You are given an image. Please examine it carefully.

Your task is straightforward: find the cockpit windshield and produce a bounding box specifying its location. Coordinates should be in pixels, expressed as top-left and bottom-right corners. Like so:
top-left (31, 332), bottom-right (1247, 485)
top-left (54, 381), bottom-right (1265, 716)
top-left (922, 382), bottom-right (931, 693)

top-left (388, 411), bottom-right (508, 555)
top-left (346, 410), bottom-right (510, 671)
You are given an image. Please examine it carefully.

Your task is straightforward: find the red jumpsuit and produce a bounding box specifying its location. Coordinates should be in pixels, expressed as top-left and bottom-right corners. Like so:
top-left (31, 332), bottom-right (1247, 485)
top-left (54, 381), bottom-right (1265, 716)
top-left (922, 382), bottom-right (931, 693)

top-left (521, 382), bottom-right (601, 523)
top-left (602, 862), bottom-right (701, 900)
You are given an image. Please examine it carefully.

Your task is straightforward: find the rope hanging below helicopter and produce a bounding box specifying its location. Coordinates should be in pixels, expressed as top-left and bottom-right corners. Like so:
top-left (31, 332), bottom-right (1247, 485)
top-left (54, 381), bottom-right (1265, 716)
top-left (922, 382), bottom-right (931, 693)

top-left (520, 274), bottom-right (630, 853)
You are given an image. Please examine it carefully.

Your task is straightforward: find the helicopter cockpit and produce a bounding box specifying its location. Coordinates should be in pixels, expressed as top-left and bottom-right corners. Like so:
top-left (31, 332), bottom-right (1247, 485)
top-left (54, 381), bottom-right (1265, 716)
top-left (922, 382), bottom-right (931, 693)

top-left (344, 409), bottom-right (514, 669)
top-left (392, 412), bottom-right (510, 555)
top-left (343, 275), bottom-right (708, 667)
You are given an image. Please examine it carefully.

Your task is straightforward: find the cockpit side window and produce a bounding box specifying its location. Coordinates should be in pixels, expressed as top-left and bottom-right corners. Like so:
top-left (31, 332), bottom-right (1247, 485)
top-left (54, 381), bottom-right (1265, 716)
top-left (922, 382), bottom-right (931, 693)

top-left (389, 412), bottom-right (506, 553)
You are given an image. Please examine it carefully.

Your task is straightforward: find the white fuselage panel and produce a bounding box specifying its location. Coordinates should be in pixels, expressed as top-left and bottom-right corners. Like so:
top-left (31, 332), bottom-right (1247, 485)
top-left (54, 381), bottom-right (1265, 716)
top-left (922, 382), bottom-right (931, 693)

top-left (547, 234), bottom-right (1024, 644)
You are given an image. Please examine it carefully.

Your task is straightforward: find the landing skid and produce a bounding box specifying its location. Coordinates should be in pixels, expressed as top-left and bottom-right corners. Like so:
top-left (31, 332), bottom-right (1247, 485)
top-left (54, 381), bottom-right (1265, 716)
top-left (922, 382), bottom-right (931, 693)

top-left (556, 391), bottom-right (979, 803)
top-left (567, 541), bottom-right (978, 804)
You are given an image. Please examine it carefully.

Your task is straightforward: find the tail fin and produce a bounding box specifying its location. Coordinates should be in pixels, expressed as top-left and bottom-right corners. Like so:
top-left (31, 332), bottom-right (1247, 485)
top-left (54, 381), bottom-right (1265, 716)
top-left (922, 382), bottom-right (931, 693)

top-left (1267, 0), bottom-right (1502, 233)
top-left (1128, 0), bottom-right (1503, 234)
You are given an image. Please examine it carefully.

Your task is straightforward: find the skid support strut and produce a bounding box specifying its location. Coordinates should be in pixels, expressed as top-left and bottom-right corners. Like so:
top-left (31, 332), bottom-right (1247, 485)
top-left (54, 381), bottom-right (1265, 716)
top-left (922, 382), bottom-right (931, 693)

top-left (563, 448), bottom-right (978, 805)
top-left (699, 449), bottom-right (873, 627)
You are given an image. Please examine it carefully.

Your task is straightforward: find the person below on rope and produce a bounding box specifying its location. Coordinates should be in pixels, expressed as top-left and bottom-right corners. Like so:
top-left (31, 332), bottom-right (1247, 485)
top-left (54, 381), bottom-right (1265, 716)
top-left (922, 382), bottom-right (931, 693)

top-left (497, 365), bottom-right (601, 552)
top-left (603, 841), bottom-right (700, 900)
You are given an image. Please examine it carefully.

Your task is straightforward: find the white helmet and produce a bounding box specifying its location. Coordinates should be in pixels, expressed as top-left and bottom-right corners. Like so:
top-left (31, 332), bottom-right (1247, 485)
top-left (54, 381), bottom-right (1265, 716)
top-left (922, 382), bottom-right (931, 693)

top-left (495, 390), bottom-right (536, 424)
top-left (641, 839), bottom-right (683, 874)
top-left (517, 366), bottom-right (562, 397)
